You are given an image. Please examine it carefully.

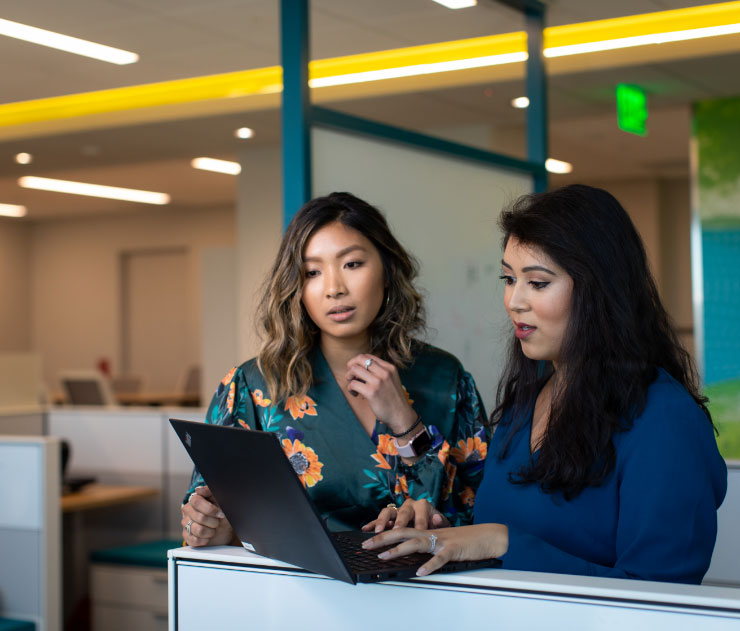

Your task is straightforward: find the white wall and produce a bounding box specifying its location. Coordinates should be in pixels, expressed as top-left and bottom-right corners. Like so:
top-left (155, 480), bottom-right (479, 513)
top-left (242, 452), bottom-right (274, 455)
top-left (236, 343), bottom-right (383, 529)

top-left (30, 206), bottom-right (234, 392)
top-left (236, 145), bottom-right (283, 363)
top-left (0, 218), bottom-right (32, 352)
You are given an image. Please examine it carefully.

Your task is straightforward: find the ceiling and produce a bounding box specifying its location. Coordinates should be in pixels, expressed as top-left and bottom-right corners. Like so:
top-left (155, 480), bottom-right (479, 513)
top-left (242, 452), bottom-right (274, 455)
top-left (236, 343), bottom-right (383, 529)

top-left (1, 0), bottom-right (739, 220)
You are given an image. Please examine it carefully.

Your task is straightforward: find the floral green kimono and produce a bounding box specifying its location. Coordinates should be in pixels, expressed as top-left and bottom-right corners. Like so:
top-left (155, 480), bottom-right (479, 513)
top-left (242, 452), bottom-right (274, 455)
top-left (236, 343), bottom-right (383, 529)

top-left (187, 343), bottom-right (489, 530)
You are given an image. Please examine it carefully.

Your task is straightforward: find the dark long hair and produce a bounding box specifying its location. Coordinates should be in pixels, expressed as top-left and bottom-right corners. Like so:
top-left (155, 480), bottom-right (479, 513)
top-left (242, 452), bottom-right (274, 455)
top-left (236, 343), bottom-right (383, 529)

top-left (492, 184), bottom-right (712, 499)
top-left (257, 192), bottom-right (425, 402)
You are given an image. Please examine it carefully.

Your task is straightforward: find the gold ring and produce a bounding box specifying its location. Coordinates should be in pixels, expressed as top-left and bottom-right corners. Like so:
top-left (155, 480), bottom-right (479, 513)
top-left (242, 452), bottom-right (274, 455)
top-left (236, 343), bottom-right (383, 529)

top-left (386, 503), bottom-right (398, 512)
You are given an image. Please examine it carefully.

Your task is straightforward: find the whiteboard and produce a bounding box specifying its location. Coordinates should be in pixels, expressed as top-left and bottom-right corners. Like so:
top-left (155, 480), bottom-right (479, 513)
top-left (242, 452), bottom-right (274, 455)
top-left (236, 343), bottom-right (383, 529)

top-left (313, 128), bottom-right (533, 413)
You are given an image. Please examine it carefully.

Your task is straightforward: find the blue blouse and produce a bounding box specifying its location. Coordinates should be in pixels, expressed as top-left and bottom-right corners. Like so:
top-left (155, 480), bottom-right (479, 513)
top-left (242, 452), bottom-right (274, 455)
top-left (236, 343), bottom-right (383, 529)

top-left (473, 369), bottom-right (727, 584)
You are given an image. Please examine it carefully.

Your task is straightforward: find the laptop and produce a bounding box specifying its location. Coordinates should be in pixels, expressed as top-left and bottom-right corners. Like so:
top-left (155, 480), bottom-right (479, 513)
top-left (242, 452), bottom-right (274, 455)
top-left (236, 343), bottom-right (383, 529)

top-left (170, 418), bottom-right (501, 584)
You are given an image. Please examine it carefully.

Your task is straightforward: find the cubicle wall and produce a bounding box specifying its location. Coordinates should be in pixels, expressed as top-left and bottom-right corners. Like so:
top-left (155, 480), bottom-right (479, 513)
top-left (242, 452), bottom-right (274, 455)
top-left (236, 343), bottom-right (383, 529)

top-left (0, 436), bottom-right (61, 631)
top-left (47, 407), bottom-right (203, 544)
top-left (313, 127), bottom-right (532, 411)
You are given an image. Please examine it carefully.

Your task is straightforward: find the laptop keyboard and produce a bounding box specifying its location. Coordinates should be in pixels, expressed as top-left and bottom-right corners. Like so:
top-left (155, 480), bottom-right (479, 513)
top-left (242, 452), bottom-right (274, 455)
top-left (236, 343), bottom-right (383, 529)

top-left (332, 531), bottom-right (432, 571)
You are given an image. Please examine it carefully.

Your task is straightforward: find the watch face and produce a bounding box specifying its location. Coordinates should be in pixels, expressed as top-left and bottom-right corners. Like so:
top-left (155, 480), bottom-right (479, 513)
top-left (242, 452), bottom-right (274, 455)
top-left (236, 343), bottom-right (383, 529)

top-left (410, 426), bottom-right (432, 455)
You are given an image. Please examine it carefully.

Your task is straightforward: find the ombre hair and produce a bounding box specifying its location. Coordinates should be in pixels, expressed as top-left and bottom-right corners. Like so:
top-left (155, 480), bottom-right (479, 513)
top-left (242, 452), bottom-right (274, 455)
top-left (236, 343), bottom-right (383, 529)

top-left (256, 192), bottom-right (425, 402)
top-left (492, 184), bottom-right (712, 499)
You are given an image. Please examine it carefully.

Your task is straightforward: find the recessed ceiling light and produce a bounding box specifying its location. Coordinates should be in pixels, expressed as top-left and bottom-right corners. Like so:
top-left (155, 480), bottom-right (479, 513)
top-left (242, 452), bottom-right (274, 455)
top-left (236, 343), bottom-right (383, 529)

top-left (234, 127), bottom-right (255, 139)
top-left (431, 0), bottom-right (477, 8)
top-left (0, 18), bottom-right (138, 64)
top-left (18, 176), bottom-right (170, 204)
top-left (511, 96), bottom-right (530, 109)
top-left (545, 158), bottom-right (573, 174)
top-left (191, 157), bottom-right (242, 175)
top-left (0, 203), bottom-right (27, 218)
top-left (15, 152), bottom-right (33, 164)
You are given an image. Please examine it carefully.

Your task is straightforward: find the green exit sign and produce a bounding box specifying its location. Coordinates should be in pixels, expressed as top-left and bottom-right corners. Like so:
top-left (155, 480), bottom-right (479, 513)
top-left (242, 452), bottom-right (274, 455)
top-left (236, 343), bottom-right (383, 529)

top-left (616, 84), bottom-right (648, 136)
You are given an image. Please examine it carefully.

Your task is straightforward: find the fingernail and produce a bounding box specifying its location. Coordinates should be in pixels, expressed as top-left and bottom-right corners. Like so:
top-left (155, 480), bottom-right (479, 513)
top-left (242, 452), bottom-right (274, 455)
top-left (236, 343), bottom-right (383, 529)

top-left (375, 524), bottom-right (382, 532)
top-left (216, 511), bottom-right (225, 518)
top-left (361, 540), bottom-right (371, 549)
top-left (378, 551), bottom-right (389, 559)
top-left (416, 567), bottom-right (429, 576)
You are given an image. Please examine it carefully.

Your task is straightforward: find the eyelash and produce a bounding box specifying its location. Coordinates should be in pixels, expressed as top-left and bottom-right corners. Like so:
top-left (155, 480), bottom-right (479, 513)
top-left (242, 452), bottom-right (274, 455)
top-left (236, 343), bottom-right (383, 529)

top-left (498, 275), bottom-right (550, 290)
top-left (304, 260), bottom-right (364, 278)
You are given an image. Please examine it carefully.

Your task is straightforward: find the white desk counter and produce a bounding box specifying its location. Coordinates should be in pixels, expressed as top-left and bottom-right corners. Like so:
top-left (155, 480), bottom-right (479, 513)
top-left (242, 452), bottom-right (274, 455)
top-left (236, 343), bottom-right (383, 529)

top-left (169, 546), bottom-right (740, 631)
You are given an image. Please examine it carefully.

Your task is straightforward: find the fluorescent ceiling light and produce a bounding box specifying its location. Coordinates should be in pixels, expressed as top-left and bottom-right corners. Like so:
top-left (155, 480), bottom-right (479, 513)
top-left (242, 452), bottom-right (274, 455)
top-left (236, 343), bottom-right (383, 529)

top-left (511, 96), bottom-right (530, 109)
top-left (431, 0), bottom-right (477, 8)
top-left (0, 203), bottom-right (27, 218)
top-left (0, 18), bottom-right (138, 64)
top-left (18, 176), bottom-right (170, 204)
top-left (234, 127), bottom-right (255, 139)
top-left (15, 152), bottom-right (33, 164)
top-left (191, 157), bottom-right (242, 175)
top-left (545, 158), bottom-right (573, 174)
top-left (544, 23), bottom-right (740, 58)
top-left (310, 52), bottom-right (528, 88)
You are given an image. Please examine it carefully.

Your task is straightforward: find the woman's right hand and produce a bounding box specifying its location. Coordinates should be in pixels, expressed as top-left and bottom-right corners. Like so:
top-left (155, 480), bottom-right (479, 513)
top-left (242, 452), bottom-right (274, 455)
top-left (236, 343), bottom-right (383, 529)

top-left (181, 486), bottom-right (237, 547)
top-left (362, 498), bottom-right (450, 534)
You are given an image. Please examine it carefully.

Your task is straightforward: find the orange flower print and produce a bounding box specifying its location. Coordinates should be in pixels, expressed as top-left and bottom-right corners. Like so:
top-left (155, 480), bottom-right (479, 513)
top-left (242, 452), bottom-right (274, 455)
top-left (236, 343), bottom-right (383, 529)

top-left (284, 394), bottom-right (318, 420)
top-left (459, 486), bottom-right (475, 507)
top-left (441, 460), bottom-right (457, 501)
top-left (402, 386), bottom-right (414, 406)
top-left (372, 434), bottom-right (397, 469)
top-left (221, 367), bottom-right (236, 386)
top-left (371, 452), bottom-right (391, 470)
top-left (251, 389), bottom-right (272, 408)
top-left (377, 434), bottom-right (398, 456)
top-left (437, 440), bottom-right (450, 465)
top-left (238, 419), bottom-right (250, 430)
top-left (281, 439), bottom-right (324, 487)
top-left (450, 436), bottom-right (488, 464)
top-left (226, 381), bottom-right (236, 414)
top-left (394, 474), bottom-right (409, 498)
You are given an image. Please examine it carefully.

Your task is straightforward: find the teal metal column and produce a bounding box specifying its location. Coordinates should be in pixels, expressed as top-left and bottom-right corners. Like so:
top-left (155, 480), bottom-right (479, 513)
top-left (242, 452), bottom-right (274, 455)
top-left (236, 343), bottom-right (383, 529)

top-left (280, 0), bottom-right (312, 227)
top-left (524, 1), bottom-right (548, 192)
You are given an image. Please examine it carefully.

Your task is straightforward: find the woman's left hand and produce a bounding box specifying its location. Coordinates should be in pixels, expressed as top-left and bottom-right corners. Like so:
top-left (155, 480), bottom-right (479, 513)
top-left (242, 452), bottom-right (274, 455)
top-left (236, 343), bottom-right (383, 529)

top-left (362, 524), bottom-right (509, 577)
top-left (345, 353), bottom-right (417, 435)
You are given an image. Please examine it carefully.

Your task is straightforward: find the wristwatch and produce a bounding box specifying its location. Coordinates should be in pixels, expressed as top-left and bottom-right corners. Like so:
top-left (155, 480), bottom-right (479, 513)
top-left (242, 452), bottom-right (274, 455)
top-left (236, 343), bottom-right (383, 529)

top-left (394, 424), bottom-right (432, 458)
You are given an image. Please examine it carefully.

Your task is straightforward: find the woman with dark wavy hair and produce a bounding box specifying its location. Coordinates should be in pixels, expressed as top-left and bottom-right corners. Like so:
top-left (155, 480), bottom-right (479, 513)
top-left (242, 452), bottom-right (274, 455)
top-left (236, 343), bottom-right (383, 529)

top-left (365, 184), bottom-right (727, 584)
top-left (182, 192), bottom-right (488, 546)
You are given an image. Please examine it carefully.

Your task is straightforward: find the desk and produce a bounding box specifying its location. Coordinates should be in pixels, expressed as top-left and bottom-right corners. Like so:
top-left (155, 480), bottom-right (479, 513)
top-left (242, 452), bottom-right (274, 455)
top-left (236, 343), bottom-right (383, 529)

top-left (116, 392), bottom-right (200, 407)
top-left (62, 483), bottom-right (159, 512)
top-left (169, 547), bottom-right (740, 631)
top-left (62, 484), bottom-right (160, 628)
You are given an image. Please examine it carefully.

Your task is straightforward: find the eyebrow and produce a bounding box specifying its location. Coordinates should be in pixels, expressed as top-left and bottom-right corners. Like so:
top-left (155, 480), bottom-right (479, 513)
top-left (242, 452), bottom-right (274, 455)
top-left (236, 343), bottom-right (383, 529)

top-left (304, 244), bottom-right (367, 263)
top-left (501, 259), bottom-right (556, 276)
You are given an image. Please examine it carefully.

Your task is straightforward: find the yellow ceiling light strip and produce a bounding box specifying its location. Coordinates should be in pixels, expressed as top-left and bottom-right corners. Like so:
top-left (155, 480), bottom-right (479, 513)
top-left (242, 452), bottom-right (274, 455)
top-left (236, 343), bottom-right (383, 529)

top-left (1, 1), bottom-right (740, 129)
top-left (0, 66), bottom-right (283, 128)
top-left (546, 1), bottom-right (740, 49)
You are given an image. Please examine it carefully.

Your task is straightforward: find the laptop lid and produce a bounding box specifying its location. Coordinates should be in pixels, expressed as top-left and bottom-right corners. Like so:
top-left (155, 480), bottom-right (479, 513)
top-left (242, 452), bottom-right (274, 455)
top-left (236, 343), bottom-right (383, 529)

top-left (171, 418), bottom-right (359, 583)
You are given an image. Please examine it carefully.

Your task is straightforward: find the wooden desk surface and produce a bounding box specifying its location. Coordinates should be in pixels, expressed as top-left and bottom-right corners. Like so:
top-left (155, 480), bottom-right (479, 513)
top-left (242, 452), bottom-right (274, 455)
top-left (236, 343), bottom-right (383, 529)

top-left (115, 391), bottom-right (200, 407)
top-left (61, 483), bottom-right (159, 513)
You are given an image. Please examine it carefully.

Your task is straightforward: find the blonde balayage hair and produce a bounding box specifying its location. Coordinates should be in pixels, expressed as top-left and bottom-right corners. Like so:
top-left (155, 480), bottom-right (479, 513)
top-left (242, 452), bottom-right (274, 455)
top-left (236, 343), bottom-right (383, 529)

top-left (256, 192), bottom-right (425, 402)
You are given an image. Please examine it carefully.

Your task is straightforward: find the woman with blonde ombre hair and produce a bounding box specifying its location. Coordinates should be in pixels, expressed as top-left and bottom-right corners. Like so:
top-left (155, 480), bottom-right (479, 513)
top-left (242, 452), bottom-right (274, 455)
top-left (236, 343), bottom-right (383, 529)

top-left (182, 192), bottom-right (489, 547)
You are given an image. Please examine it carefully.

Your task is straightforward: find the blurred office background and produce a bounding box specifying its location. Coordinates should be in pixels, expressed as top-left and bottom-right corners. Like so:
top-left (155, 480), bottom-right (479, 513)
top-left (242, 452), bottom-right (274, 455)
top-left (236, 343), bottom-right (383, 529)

top-left (1, 1), bottom-right (740, 630)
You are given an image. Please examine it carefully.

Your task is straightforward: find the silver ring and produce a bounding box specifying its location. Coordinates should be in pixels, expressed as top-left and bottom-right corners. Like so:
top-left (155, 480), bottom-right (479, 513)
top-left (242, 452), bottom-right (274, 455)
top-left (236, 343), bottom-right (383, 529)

top-left (188, 493), bottom-right (196, 505)
top-left (186, 519), bottom-right (194, 536)
top-left (364, 358), bottom-right (373, 370)
top-left (428, 533), bottom-right (438, 555)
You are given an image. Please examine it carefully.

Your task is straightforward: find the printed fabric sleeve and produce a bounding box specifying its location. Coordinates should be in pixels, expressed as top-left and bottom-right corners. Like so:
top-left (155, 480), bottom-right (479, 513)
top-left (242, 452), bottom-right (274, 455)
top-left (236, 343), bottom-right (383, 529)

top-left (501, 399), bottom-right (726, 584)
top-left (183, 366), bottom-right (258, 502)
top-left (396, 369), bottom-right (489, 527)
